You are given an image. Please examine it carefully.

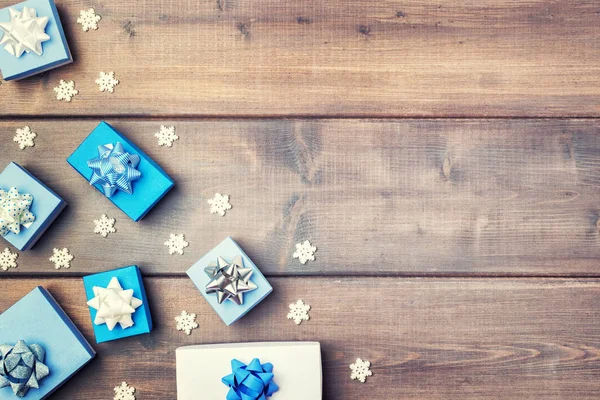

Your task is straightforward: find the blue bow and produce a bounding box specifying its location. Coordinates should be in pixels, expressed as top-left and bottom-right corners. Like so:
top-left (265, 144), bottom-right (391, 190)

top-left (87, 142), bottom-right (141, 198)
top-left (222, 358), bottom-right (279, 400)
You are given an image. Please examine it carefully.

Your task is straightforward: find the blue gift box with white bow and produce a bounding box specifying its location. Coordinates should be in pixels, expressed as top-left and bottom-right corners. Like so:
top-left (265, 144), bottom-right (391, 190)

top-left (66, 121), bottom-right (175, 222)
top-left (0, 286), bottom-right (95, 399)
top-left (186, 237), bottom-right (273, 326)
top-left (0, 0), bottom-right (72, 81)
top-left (0, 162), bottom-right (66, 251)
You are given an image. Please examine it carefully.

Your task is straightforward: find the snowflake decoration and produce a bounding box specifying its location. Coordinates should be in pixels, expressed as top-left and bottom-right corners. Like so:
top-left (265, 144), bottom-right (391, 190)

top-left (96, 71), bottom-right (119, 93)
top-left (53, 80), bottom-right (78, 101)
top-left (49, 248), bottom-right (73, 269)
top-left (113, 381), bottom-right (135, 400)
top-left (93, 214), bottom-right (116, 237)
top-left (154, 125), bottom-right (178, 147)
top-left (292, 240), bottom-right (317, 264)
top-left (208, 193), bottom-right (232, 217)
top-left (175, 310), bottom-right (198, 335)
top-left (13, 126), bottom-right (36, 150)
top-left (350, 358), bottom-right (373, 383)
top-left (164, 233), bottom-right (189, 255)
top-left (0, 248), bottom-right (18, 271)
top-left (77, 8), bottom-right (101, 32)
top-left (287, 299), bottom-right (310, 325)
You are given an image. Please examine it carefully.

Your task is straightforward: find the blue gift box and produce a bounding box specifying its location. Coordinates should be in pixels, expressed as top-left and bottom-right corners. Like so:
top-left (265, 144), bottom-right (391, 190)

top-left (0, 162), bottom-right (67, 251)
top-left (0, 0), bottom-right (72, 81)
top-left (0, 286), bottom-right (95, 399)
top-left (187, 237), bottom-right (273, 326)
top-left (83, 265), bottom-right (153, 343)
top-left (67, 121), bottom-right (174, 222)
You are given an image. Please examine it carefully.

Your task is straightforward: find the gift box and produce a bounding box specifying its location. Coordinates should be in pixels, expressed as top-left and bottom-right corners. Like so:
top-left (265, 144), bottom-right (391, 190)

top-left (0, 162), bottom-right (67, 251)
top-left (66, 121), bottom-right (174, 222)
top-left (186, 237), bottom-right (273, 326)
top-left (0, 0), bottom-right (72, 81)
top-left (0, 286), bottom-right (95, 399)
top-left (176, 342), bottom-right (322, 400)
top-left (82, 265), bottom-right (153, 343)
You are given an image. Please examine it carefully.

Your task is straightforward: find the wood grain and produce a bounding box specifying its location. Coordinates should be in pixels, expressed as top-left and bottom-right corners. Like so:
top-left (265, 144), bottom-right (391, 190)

top-left (0, 0), bottom-right (599, 117)
top-left (1, 277), bottom-right (599, 399)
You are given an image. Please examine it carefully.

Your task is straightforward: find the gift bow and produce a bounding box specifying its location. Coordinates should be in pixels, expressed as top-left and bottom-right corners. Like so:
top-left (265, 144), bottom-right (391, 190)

top-left (0, 187), bottom-right (35, 236)
top-left (87, 142), bottom-right (141, 198)
top-left (222, 358), bottom-right (279, 400)
top-left (0, 340), bottom-right (50, 398)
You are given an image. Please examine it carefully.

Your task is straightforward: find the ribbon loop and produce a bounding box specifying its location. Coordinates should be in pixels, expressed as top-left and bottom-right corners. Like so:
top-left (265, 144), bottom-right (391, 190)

top-left (87, 142), bottom-right (142, 198)
top-left (222, 358), bottom-right (279, 400)
top-left (0, 187), bottom-right (35, 237)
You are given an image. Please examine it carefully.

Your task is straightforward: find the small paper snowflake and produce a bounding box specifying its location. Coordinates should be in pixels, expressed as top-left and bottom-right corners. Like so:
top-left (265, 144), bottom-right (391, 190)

top-left (175, 310), bottom-right (198, 335)
top-left (350, 358), bottom-right (373, 383)
top-left (49, 248), bottom-right (73, 269)
top-left (53, 80), bottom-right (78, 101)
top-left (292, 240), bottom-right (317, 264)
top-left (93, 214), bottom-right (116, 237)
top-left (113, 381), bottom-right (135, 400)
top-left (13, 126), bottom-right (36, 150)
top-left (96, 71), bottom-right (119, 93)
top-left (0, 248), bottom-right (18, 271)
top-left (208, 193), bottom-right (232, 216)
top-left (287, 299), bottom-right (310, 325)
top-left (164, 233), bottom-right (189, 255)
top-left (155, 125), bottom-right (178, 147)
top-left (77, 8), bottom-right (101, 32)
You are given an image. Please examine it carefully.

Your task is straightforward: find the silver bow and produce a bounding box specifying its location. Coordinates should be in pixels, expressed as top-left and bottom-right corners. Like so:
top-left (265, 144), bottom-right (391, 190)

top-left (0, 340), bottom-right (50, 398)
top-left (205, 256), bottom-right (258, 305)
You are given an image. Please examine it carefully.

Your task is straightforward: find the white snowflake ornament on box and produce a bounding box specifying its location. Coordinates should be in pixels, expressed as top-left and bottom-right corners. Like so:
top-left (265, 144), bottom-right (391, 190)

top-left (175, 310), bottom-right (198, 335)
top-left (93, 214), bottom-right (116, 237)
top-left (350, 358), bottom-right (373, 383)
top-left (292, 240), bottom-right (317, 264)
top-left (113, 381), bottom-right (135, 400)
top-left (77, 8), bottom-right (101, 32)
top-left (0, 247), bottom-right (18, 271)
top-left (208, 193), bottom-right (231, 216)
top-left (13, 126), bottom-right (36, 150)
top-left (155, 125), bottom-right (178, 147)
top-left (49, 247), bottom-right (73, 269)
top-left (287, 299), bottom-right (310, 325)
top-left (53, 80), bottom-right (78, 101)
top-left (164, 233), bottom-right (189, 255)
top-left (96, 71), bottom-right (119, 93)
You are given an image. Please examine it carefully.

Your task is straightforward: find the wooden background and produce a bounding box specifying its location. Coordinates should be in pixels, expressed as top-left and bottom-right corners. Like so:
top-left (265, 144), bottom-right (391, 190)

top-left (1, 0), bottom-right (600, 399)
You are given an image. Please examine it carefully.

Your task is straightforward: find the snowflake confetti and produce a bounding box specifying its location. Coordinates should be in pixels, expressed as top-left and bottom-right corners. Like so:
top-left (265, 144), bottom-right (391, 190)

top-left (53, 80), bottom-right (78, 101)
top-left (0, 248), bottom-right (18, 271)
top-left (350, 358), bottom-right (373, 383)
top-left (77, 8), bottom-right (101, 32)
top-left (175, 310), bottom-right (198, 335)
top-left (49, 248), bottom-right (73, 269)
top-left (113, 381), bottom-right (135, 400)
top-left (154, 125), bottom-right (178, 147)
top-left (93, 214), bottom-right (116, 237)
top-left (96, 71), bottom-right (119, 93)
top-left (208, 193), bottom-right (231, 217)
top-left (164, 233), bottom-right (189, 255)
top-left (287, 299), bottom-right (310, 325)
top-left (13, 126), bottom-right (36, 150)
top-left (292, 240), bottom-right (317, 264)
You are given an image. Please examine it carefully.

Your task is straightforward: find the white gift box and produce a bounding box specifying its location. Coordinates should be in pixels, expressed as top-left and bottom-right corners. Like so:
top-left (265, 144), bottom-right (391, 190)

top-left (176, 342), bottom-right (322, 400)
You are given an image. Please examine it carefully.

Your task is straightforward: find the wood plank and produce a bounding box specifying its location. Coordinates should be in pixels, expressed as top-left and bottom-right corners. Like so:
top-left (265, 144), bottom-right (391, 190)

top-left (3, 119), bottom-right (600, 276)
top-left (0, 0), bottom-right (599, 117)
top-left (1, 277), bottom-right (599, 399)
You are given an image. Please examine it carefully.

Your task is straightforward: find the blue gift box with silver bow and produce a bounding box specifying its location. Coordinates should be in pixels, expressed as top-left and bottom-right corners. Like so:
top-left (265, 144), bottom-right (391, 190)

top-left (0, 162), bottom-right (66, 251)
top-left (66, 121), bottom-right (174, 222)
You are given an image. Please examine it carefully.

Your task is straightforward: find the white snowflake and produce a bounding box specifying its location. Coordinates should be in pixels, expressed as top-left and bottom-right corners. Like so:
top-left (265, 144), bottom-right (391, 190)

top-left (164, 233), bottom-right (189, 255)
top-left (287, 299), bottom-right (310, 325)
top-left (77, 8), bottom-right (101, 32)
top-left (0, 248), bottom-right (18, 271)
top-left (175, 310), bottom-right (198, 335)
top-left (13, 126), bottom-right (36, 150)
top-left (53, 80), bottom-right (78, 101)
top-left (207, 193), bottom-right (231, 216)
top-left (113, 381), bottom-right (135, 400)
top-left (154, 125), bottom-right (178, 147)
top-left (350, 358), bottom-right (373, 383)
top-left (49, 248), bottom-right (73, 269)
top-left (292, 240), bottom-right (317, 264)
top-left (96, 71), bottom-right (119, 93)
top-left (93, 214), bottom-right (116, 237)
